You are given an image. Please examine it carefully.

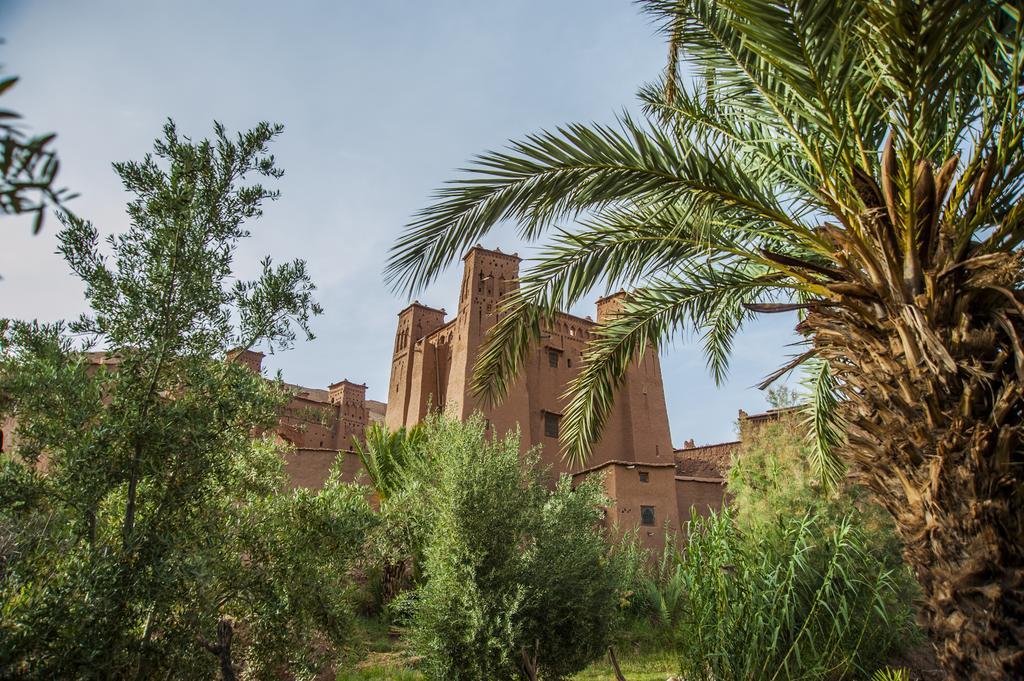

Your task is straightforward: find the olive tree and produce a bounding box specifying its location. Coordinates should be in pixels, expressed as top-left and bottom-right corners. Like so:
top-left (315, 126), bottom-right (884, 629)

top-left (0, 120), bottom-right (369, 680)
top-left (409, 415), bottom-right (623, 681)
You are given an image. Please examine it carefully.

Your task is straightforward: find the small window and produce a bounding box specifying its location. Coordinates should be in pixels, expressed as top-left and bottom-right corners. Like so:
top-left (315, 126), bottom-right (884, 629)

top-left (0, 428), bottom-right (4, 453)
top-left (567, 358), bottom-right (572, 368)
top-left (639, 471), bottom-right (649, 483)
top-left (548, 350), bottom-right (559, 368)
top-left (640, 505), bottom-right (656, 526)
top-left (544, 412), bottom-right (560, 438)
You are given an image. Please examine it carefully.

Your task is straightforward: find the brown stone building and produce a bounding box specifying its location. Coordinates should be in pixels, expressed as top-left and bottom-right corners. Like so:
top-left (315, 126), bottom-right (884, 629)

top-left (385, 245), bottom-right (694, 551)
top-left (0, 246), bottom-right (792, 554)
top-left (223, 349), bottom-right (387, 489)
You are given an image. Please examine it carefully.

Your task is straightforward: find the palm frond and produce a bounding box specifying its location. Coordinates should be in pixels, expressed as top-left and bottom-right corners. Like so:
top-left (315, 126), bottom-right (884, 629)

top-left (385, 115), bottom-right (815, 295)
top-left (387, 0), bottom-right (1024, 478)
top-left (470, 198), bottom-right (794, 404)
top-left (801, 359), bottom-right (846, 489)
top-left (561, 264), bottom-right (787, 465)
top-left (354, 422), bottom-right (425, 504)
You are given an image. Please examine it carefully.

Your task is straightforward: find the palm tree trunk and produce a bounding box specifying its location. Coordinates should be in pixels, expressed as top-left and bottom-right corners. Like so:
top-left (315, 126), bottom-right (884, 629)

top-left (200, 616), bottom-right (237, 681)
top-left (808, 270), bottom-right (1024, 680)
top-left (381, 558), bottom-right (406, 604)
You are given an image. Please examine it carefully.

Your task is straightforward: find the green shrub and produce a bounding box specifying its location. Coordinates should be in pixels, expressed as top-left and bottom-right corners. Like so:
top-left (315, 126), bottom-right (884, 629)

top-left (409, 415), bottom-right (622, 681)
top-left (674, 509), bottom-right (917, 681)
top-left (622, 532), bottom-right (688, 650)
top-left (728, 414), bottom-right (907, 565)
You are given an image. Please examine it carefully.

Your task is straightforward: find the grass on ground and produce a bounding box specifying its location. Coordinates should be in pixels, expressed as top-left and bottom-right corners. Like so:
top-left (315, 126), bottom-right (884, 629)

top-left (335, 617), bottom-right (677, 681)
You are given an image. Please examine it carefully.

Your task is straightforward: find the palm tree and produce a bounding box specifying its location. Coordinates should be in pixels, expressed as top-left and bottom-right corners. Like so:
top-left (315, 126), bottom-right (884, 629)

top-left (385, 1), bottom-right (1024, 677)
top-left (354, 421), bottom-right (425, 506)
top-left (354, 421), bottom-right (425, 602)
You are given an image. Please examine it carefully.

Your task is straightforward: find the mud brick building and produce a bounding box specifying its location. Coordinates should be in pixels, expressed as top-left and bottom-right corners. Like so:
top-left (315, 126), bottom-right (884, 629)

top-left (0, 245), bottom-right (792, 552)
top-left (383, 245), bottom-right (747, 551)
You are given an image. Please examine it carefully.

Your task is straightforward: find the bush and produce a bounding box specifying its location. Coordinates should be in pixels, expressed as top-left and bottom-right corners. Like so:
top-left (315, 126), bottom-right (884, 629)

top-left (673, 509), bottom-right (918, 681)
top-left (621, 412), bottom-right (921, 679)
top-left (727, 413), bottom-right (918, 617)
top-left (409, 415), bottom-right (623, 681)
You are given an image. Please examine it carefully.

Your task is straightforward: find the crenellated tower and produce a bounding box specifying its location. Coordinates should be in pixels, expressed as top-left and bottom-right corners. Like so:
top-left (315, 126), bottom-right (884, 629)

top-left (329, 379), bottom-right (368, 450)
top-left (385, 302), bottom-right (446, 429)
top-left (446, 245), bottom-right (521, 420)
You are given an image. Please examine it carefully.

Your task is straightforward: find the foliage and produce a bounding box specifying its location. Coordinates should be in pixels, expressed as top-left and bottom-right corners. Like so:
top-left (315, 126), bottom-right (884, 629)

top-left (872, 669), bottom-right (910, 681)
top-left (354, 422), bottom-right (427, 608)
top-left (408, 415), bottom-right (623, 681)
top-left (385, 1), bottom-right (1024, 674)
top-left (729, 413), bottom-right (900, 556)
top-left (354, 422), bottom-right (426, 506)
top-left (765, 385), bottom-right (799, 410)
top-left (626, 538), bottom-right (689, 651)
top-left (0, 69), bottom-right (74, 233)
top-left (0, 120), bottom-right (368, 680)
top-left (672, 509), bottom-right (917, 681)
top-left (218, 473), bottom-right (376, 679)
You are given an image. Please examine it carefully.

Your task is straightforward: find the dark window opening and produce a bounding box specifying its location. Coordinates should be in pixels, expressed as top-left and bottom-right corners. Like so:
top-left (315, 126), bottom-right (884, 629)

top-left (0, 429), bottom-right (4, 453)
top-left (544, 412), bottom-right (560, 438)
top-left (567, 358), bottom-right (572, 368)
top-left (641, 505), bottom-right (656, 526)
top-left (548, 350), bottom-right (559, 368)
top-left (639, 471), bottom-right (649, 483)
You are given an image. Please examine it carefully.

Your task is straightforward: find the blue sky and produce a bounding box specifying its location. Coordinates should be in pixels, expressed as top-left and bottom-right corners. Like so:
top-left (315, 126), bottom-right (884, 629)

top-left (0, 0), bottom-right (799, 444)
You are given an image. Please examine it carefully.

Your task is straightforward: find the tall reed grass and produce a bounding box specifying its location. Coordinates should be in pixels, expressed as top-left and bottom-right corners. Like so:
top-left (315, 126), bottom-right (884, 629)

top-left (650, 510), bottom-right (917, 680)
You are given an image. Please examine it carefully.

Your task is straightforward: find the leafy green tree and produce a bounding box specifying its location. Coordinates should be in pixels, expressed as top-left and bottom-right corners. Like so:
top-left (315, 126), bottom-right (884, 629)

top-left (409, 415), bottom-right (623, 681)
top-left (764, 386), bottom-right (799, 410)
top-left (729, 412), bottom-right (902, 556)
top-left (0, 120), bottom-right (369, 679)
top-left (385, 2), bottom-right (1024, 676)
top-left (0, 70), bottom-right (74, 233)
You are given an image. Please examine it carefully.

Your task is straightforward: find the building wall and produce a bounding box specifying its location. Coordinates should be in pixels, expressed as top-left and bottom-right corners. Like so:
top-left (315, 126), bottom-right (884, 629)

top-left (384, 245), bottom-right (678, 551)
top-left (675, 478), bottom-right (729, 522)
top-left (576, 462), bottom-right (680, 554)
top-left (283, 448), bottom-right (366, 489)
top-left (230, 349), bottom-right (373, 485)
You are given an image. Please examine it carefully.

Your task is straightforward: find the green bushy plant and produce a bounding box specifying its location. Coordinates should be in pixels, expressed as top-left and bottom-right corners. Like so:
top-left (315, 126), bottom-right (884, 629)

top-left (0, 121), bottom-right (371, 680)
top-left (623, 533), bottom-right (688, 651)
top-left (408, 415), bottom-right (622, 681)
top-left (729, 414), bottom-right (917, 604)
top-left (674, 509), bottom-right (917, 681)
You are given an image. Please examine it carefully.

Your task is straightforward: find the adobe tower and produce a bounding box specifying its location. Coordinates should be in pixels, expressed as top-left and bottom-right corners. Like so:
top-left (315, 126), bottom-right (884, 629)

top-left (384, 245), bottom-right (680, 551)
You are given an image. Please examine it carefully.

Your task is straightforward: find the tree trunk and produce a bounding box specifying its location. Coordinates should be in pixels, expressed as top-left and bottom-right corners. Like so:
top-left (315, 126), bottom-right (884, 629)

top-left (200, 616), bottom-right (237, 681)
top-left (381, 558), bottom-right (406, 605)
top-left (807, 251), bottom-right (1024, 679)
top-left (608, 647), bottom-right (629, 681)
top-left (520, 640), bottom-right (539, 681)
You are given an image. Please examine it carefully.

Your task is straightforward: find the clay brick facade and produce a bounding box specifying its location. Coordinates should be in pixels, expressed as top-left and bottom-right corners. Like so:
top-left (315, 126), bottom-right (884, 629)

top-left (384, 245), bottom-right (682, 551)
top-left (226, 349), bottom-right (385, 489)
top-left (0, 247), bottom-right (796, 554)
